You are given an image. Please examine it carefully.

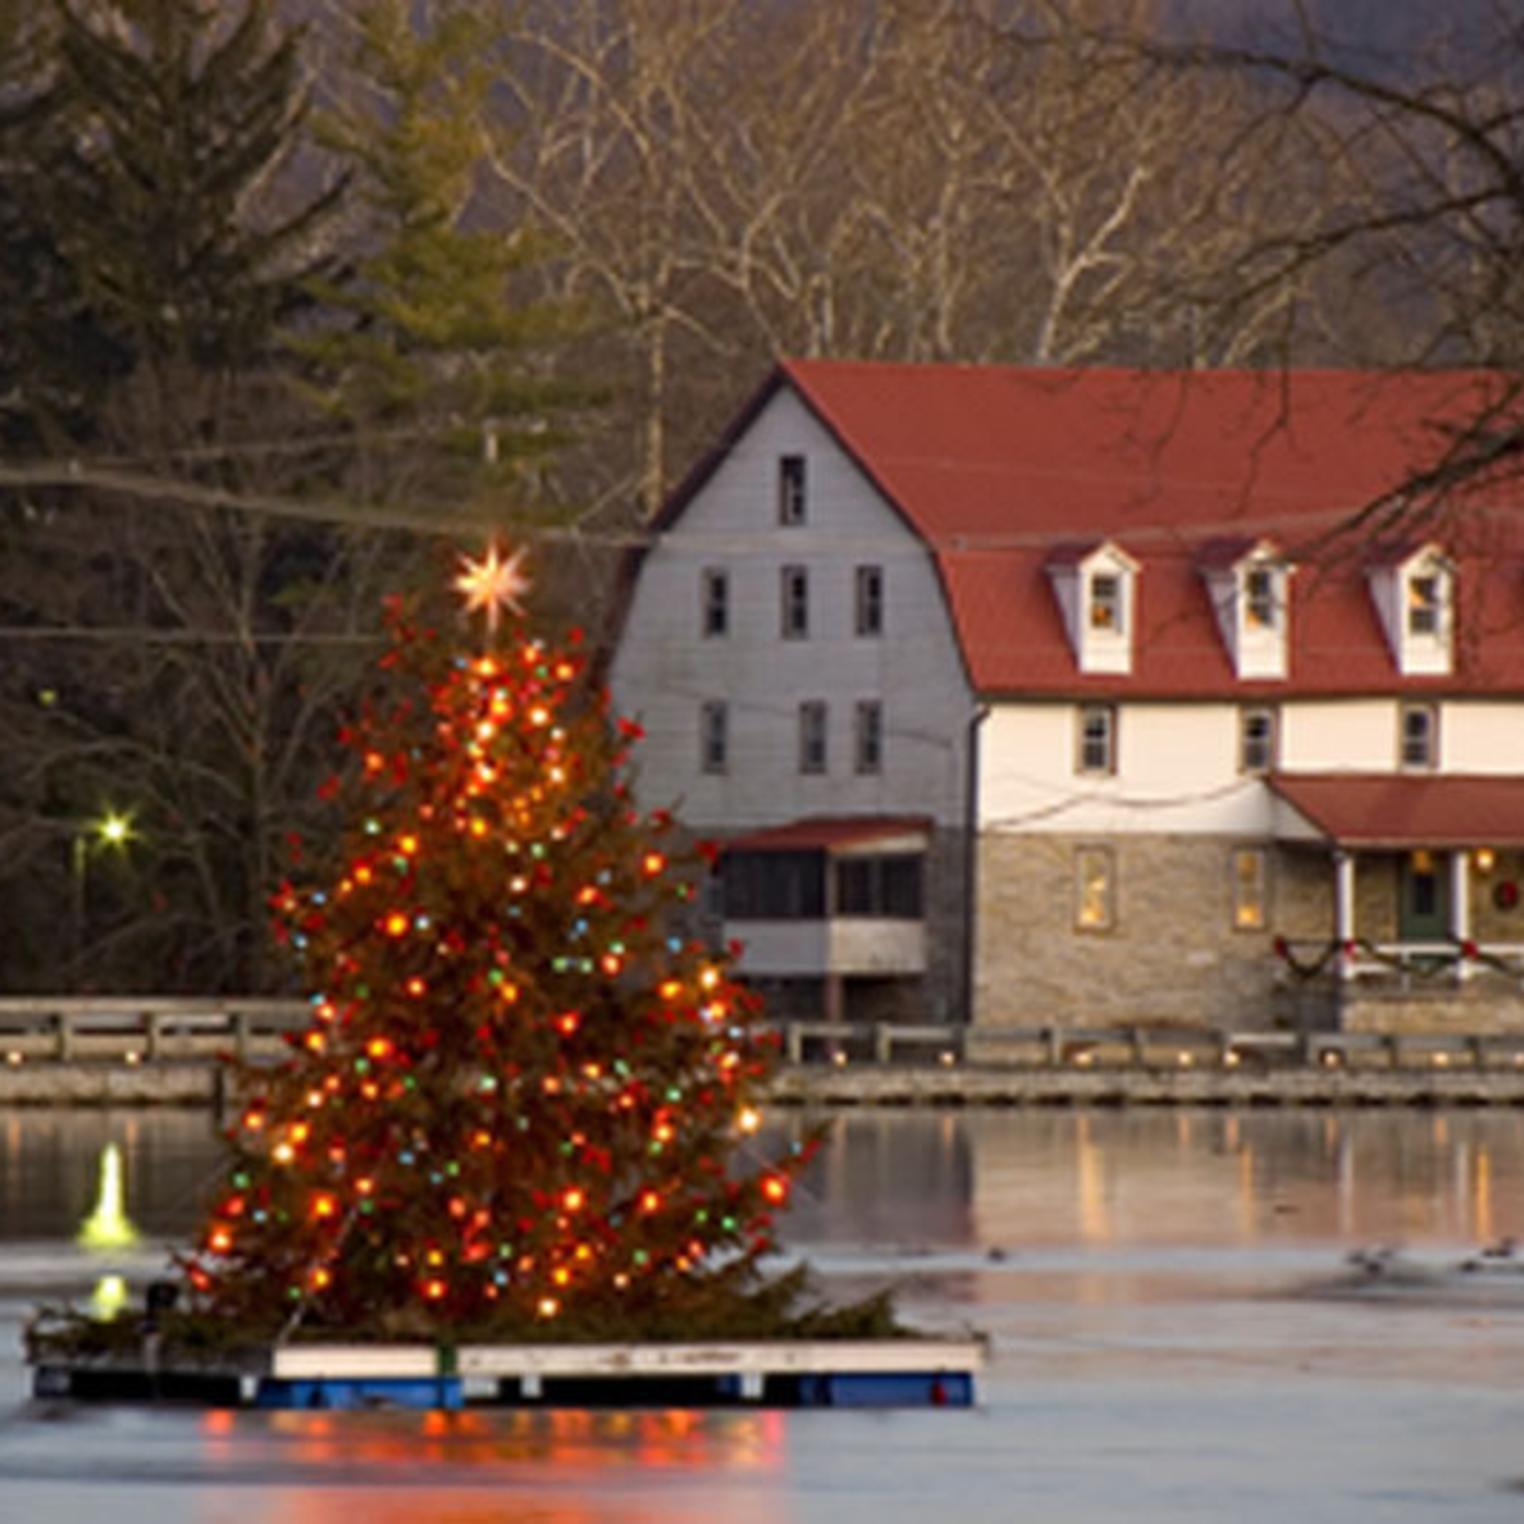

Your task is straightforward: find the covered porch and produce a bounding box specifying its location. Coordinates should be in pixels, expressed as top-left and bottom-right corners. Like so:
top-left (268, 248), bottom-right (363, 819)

top-left (1269, 775), bottom-right (1524, 1029)
top-left (717, 816), bottom-right (931, 1024)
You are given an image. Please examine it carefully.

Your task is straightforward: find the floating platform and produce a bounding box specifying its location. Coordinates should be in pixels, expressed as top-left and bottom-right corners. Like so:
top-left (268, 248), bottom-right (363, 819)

top-left (32, 1337), bottom-right (984, 1411)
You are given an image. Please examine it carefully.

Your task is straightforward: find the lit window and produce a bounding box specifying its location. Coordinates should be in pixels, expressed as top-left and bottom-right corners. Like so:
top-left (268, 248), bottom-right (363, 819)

top-left (1075, 847), bottom-right (1115, 931)
top-left (1400, 703), bottom-right (1438, 769)
top-left (1244, 567), bottom-right (1278, 630)
top-left (780, 565), bottom-right (809, 639)
top-left (855, 565), bottom-right (884, 637)
top-left (1239, 707), bottom-right (1277, 774)
top-left (1232, 847), bottom-right (1267, 930)
top-left (1089, 573), bottom-right (1124, 633)
top-left (798, 700), bottom-right (828, 774)
top-left (778, 455), bottom-right (807, 526)
top-left (1077, 705), bottom-right (1116, 774)
top-left (854, 700), bottom-right (883, 775)
top-left (700, 701), bottom-right (728, 774)
top-left (1407, 574), bottom-right (1442, 636)
top-left (701, 568), bottom-right (728, 637)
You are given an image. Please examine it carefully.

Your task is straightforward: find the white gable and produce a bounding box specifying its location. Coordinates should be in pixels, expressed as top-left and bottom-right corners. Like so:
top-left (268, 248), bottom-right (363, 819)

top-left (1047, 541), bottom-right (1139, 675)
top-left (1366, 543), bottom-right (1453, 676)
top-left (1201, 539), bottom-right (1293, 681)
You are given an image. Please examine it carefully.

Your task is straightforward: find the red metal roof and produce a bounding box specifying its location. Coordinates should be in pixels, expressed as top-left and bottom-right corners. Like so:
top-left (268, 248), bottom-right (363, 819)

top-left (1270, 774), bottom-right (1524, 847)
top-left (722, 815), bottom-right (933, 854)
top-left (766, 360), bottom-right (1524, 698)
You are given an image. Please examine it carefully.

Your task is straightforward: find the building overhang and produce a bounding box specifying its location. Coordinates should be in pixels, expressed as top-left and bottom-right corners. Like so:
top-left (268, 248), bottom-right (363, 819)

top-left (722, 815), bottom-right (932, 858)
top-left (1268, 774), bottom-right (1524, 850)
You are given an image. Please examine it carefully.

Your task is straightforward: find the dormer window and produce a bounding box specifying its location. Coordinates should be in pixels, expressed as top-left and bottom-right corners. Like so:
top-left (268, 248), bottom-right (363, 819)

top-left (1089, 573), bottom-right (1124, 633)
top-left (1407, 573), bottom-right (1442, 636)
top-left (1244, 567), bottom-right (1278, 631)
top-left (1367, 543), bottom-right (1452, 676)
top-left (1198, 538), bottom-right (1291, 680)
top-left (1047, 541), bottom-right (1137, 675)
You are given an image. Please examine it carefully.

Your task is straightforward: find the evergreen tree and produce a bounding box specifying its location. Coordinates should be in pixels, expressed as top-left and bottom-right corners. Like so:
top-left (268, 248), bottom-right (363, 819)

top-left (44, 0), bottom-right (342, 381)
top-left (300, 0), bottom-right (589, 519)
top-left (0, 2), bottom-right (130, 453)
top-left (179, 552), bottom-right (822, 1340)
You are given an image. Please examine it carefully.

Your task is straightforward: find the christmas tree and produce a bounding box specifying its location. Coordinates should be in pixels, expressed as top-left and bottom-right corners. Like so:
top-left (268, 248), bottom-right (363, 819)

top-left (172, 546), bottom-right (842, 1343)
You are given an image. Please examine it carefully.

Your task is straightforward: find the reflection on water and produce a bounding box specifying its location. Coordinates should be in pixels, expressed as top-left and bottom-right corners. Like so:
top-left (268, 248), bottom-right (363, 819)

top-left (1, 1106), bottom-right (1524, 1522)
top-left (2, 1105), bottom-right (1521, 1258)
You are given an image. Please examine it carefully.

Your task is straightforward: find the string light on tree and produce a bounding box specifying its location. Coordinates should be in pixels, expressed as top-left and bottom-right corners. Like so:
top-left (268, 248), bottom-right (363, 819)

top-left (177, 543), bottom-right (822, 1341)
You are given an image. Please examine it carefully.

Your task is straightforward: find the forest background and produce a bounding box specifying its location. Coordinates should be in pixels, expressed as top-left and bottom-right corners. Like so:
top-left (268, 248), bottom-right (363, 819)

top-left (1, 0), bottom-right (1518, 993)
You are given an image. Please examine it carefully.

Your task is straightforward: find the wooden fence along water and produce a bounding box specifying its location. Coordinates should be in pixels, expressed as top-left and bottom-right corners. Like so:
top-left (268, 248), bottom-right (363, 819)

top-left (1, 997), bottom-right (1524, 1106)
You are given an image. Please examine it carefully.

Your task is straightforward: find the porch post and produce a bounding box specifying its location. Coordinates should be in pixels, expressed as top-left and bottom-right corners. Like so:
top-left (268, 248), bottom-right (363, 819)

top-left (1334, 849), bottom-right (1356, 980)
top-left (1451, 849), bottom-right (1472, 982)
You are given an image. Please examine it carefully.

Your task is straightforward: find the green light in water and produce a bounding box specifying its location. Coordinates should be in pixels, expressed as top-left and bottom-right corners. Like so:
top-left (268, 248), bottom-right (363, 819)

top-left (77, 1142), bottom-right (139, 1250)
top-left (89, 1274), bottom-right (130, 1320)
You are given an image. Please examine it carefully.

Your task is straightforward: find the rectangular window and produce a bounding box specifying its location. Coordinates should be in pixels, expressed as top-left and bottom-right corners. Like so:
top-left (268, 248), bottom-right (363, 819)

top-left (701, 567), bottom-right (728, 637)
top-left (780, 565), bottom-right (809, 639)
top-left (1244, 567), bottom-right (1278, 630)
top-left (778, 454), bottom-right (807, 525)
top-left (1076, 704), bottom-right (1116, 775)
top-left (1407, 575), bottom-right (1441, 636)
top-left (854, 699), bottom-right (883, 774)
top-left (1239, 706), bottom-right (1278, 774)
top-left (723, 850), bottom-right (825, 919)
top-left (854, 564), bottom-right (884, 636)
top-left (699, 700), bottom-right (728, 774)
top-left (1074, 846), bottom-right (1115, 931)
top-left (1231, 847), bottom-right (1267, 930)
top-left (1400, 702), bottom-right (1438, 769)
top-left (835, 855), bottom-right (924, 919)
top-left (798, 699), bottom-right (828, 774)
top-left (1089, 573), bottom-right (1123, 632)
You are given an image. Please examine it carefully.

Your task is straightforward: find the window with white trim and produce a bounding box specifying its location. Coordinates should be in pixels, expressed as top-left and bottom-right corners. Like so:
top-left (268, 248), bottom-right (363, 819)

top-left (1089, 572), bottom-right (1124, 633)
top-left (1076, 704), bottom-right (1116, 775)
top-left (1399, 702), bottom-right (1438, 769)
top-left (1239, 706), bottom-right (1278, 774)
top-left (1407, 573), bottom-right (1443, 636)
top-left (1244, 566), bottom-right (1278, 630)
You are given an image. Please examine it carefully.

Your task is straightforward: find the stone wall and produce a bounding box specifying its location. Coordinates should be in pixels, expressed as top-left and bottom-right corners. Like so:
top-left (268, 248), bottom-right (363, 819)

top-left (1341, 979), bottom-right (1524, 1034)
top-left (974, 832), bottom-right (1304, 1029)
top-left (973, 831), bottom-right (1524, 1032)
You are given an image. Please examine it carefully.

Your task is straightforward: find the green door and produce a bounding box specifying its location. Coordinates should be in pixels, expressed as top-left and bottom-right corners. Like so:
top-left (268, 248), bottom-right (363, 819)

top-left (1398, 853), bottom-right (1450, 942)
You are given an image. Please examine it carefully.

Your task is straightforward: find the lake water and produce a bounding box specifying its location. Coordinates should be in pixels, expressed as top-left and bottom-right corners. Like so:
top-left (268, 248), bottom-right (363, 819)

top-left (1, 1105), bottom-right (1522, 1522)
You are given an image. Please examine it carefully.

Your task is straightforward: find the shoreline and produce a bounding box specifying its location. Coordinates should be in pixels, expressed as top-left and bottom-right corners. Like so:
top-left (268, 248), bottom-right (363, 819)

top-left (3, 1059), bottom-right (1524, 1108)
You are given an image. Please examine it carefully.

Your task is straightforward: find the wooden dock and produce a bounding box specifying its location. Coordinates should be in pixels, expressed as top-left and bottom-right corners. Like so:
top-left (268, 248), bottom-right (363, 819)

top-left (33, 1337), bottom-right (984, 1410)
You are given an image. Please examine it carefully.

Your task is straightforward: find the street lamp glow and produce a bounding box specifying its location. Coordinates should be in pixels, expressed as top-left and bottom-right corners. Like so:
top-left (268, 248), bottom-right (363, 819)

top-left (95, 812), bottom-right (134, 847)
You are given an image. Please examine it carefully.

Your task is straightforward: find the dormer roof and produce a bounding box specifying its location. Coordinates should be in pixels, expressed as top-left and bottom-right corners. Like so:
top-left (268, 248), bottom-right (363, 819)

top-left (1195, 536), bottom-right (1279, 572)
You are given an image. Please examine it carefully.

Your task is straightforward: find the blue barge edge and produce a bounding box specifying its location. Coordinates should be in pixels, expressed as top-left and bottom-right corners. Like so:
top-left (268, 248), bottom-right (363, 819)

top-left (32, 1337), bottom-right (984, 1411)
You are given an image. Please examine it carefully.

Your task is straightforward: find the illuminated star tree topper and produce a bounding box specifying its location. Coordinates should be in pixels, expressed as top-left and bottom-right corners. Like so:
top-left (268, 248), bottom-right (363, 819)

top-left (454, 540), bottom-right (530, 636)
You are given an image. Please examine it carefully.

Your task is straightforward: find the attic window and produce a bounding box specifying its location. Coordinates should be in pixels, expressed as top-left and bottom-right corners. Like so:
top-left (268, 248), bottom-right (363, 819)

top-left (1407, 574), bottom-right (1442, 636)
top-left (1244, 567), bottom-right (1278, 630)
top-left (1089, 573), bottom-right (1124, 633)
top-left (778, 455), bottom-right (807, 526)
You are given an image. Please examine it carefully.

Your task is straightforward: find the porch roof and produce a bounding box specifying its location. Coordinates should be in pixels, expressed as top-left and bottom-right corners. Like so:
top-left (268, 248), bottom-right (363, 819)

top-left (722, 815), bottom-right (932, 856)
top-left (1268, 774), bottom-right (1524, 849)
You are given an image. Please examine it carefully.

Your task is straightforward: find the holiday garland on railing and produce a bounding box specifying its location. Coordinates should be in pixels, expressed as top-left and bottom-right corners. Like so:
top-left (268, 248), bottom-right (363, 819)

top-left (1273, 935), bottom-right (1520, 981)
